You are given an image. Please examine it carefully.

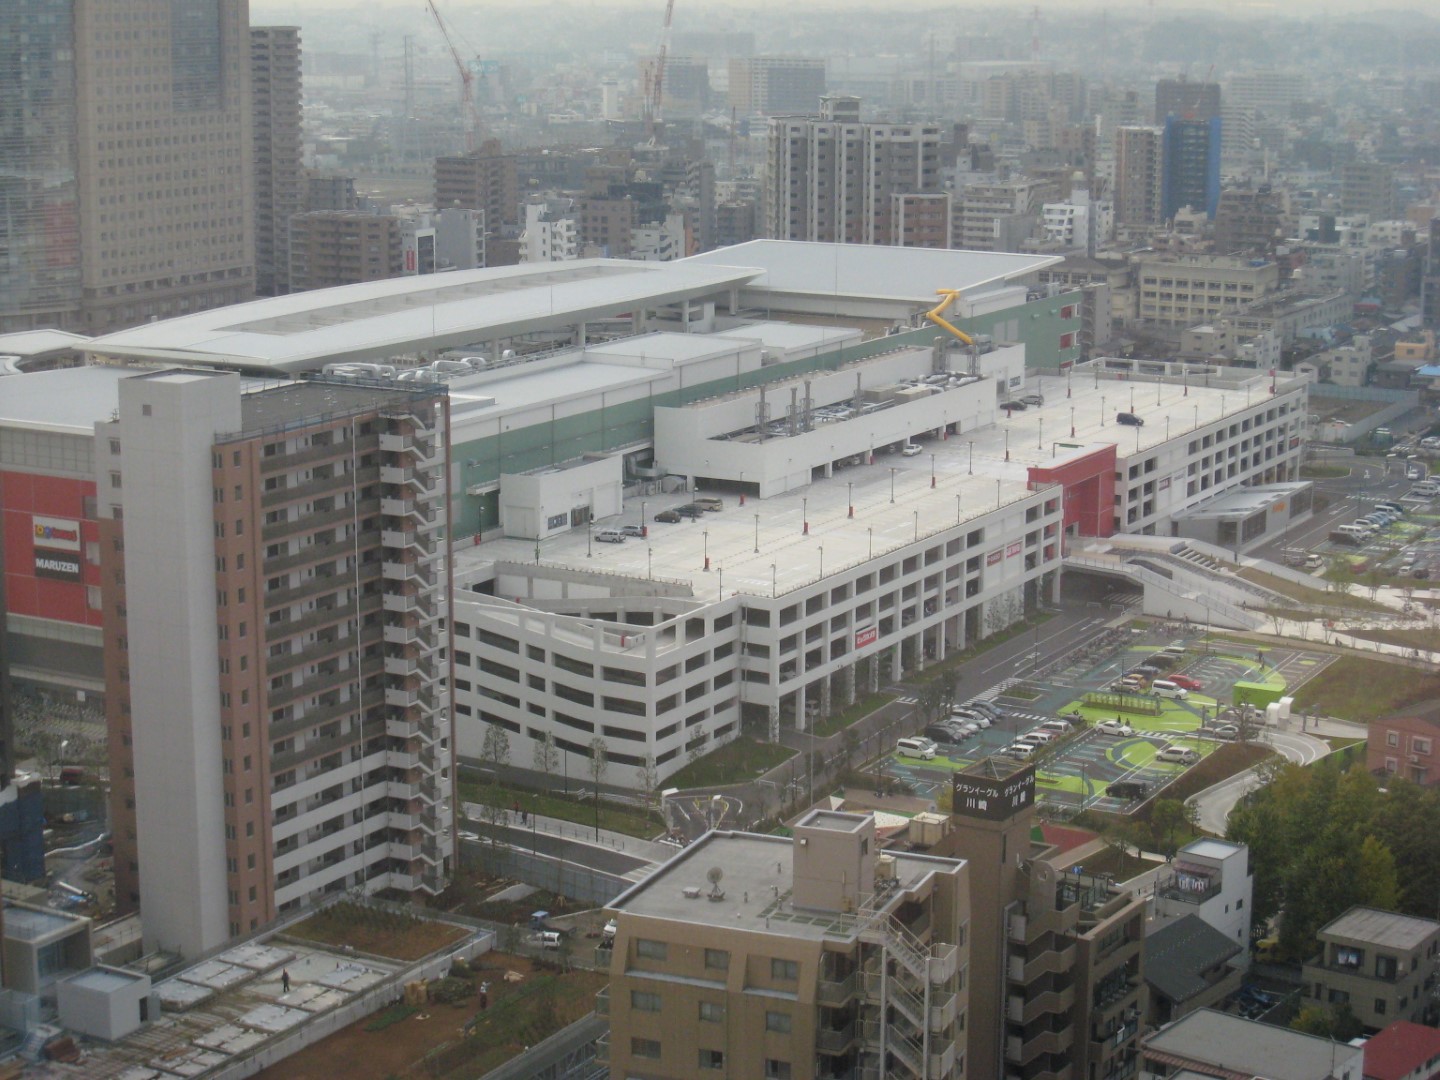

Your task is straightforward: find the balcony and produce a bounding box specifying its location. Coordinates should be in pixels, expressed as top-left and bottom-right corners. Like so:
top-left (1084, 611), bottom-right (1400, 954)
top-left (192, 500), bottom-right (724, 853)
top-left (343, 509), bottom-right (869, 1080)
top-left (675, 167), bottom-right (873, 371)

top-left (382, 560), bottom-right (433, 585)
top-left (1006, 984), bottom-right (1076, 1026)
top-left (594, 987), bottom-right (609, 1017)
top-left (816, 1023), bottom-right (857, 1055)
top-left (929, 1042), bottom-right (957, 1077)
top-left (817, 971), bottom-right (858, 1006)
top-left (930, 990), bottom-right (959, 1031)
top-left (384, 653), bottom-right (419, 677)
top-left (1008, 941), bottom-right (1076, 985)
top-left (1005, 1025), bottom-right (1074, 1064)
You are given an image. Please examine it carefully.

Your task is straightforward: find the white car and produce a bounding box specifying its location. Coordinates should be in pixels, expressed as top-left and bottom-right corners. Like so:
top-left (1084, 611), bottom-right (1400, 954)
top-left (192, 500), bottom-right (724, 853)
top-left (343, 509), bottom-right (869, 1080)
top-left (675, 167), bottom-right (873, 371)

top-left (901, 443), bottom-right (923, 456)
top-left (1096, 719), bottom-right (1134, 737)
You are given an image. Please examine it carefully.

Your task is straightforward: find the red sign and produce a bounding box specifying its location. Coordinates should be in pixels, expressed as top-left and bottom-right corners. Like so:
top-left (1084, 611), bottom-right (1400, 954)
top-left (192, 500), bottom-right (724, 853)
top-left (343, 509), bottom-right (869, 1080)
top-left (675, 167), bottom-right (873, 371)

top-left (986, 549), bottom-right (1003, 566)
top-left (1006, 540), bottom-right (1022, 558)
top-left (854, 626), bottom-right (878, 650)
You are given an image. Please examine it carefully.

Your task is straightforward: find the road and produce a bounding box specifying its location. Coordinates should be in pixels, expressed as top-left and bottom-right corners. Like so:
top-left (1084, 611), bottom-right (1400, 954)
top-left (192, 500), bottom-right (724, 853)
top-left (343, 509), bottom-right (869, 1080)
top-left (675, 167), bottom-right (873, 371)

top-left (1253, 460), bottom-right (1411, 559)
top-left (1187, 727), bottom-right (1330, 834)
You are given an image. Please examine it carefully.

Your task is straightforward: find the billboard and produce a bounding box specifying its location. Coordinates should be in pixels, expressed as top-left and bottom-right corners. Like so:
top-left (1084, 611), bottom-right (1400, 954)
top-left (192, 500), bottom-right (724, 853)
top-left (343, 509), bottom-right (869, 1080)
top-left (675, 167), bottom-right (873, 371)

top-left (854, 625), bottom-right (878, 650)
top-left (951, 765), bottom-right (1036, 821)
top-left (32, 515), bottom-right (81, 552)
top-left (33, 550), bottom-right (83, 582)
top-left (31, 515), bottom-right (83, 582)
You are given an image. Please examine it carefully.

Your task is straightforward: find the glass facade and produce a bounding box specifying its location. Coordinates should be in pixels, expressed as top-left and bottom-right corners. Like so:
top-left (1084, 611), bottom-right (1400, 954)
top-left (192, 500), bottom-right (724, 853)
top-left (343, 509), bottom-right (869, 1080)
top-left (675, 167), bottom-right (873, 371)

top-left (0, 0), bottom-right (80, 332)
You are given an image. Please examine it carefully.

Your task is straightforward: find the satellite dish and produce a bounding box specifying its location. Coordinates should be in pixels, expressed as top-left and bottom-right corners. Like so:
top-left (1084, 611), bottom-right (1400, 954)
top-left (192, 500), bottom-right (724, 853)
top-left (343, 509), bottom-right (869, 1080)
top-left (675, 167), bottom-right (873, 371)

top-left (706, 866), bottom-right (725, 899)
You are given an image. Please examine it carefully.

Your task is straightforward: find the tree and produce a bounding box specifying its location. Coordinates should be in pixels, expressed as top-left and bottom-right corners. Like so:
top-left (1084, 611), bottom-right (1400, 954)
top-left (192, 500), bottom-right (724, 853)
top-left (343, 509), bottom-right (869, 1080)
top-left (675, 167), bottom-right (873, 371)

top-left (481, 721), bottom-right (510, 771)
top-left (587, 736), bottom-right (609, 795)
top-left (1150, 799), bottom-right (1192, 857)
top-left (1102, 821), bottom-right (1147, 878)
top-left (1356, 834), bottom-right (1401, 912)
top-left (916, 677), bottom-right (956, 726)
top-left (637, 754), bottom-right (660, 815)
top-left (532, 731), bottom-right (559, 786)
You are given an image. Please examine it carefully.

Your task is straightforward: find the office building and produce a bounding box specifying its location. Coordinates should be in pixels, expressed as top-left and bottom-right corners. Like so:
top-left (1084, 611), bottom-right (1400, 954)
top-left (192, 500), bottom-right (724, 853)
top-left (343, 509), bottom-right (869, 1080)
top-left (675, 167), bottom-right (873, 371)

top-left (1225, 71), bottom-right (1307, 117)
top-left (97, 372), bottom-right (454, 957)
top-left (1143, 1008), bottom-right (1363, 1080)
top-left (1155, 77), bottom-right (1221, 124)
top-left (288, 213), bottom-right (404, 292)
top-left (1135, 254), bottom-right (1281, 327)
top-left (1301, 907), bottom-right (1440, 1032)
top-left (1214, 185), bottom-right (1286, 255)
top-left (932, 759), bottom-right (1148, 1080)
top-left (600, 809), bottom-right (969, 1079)
top-left (729, 57), bottom-right (827, 116)
top-left (1162, 117), bottom-right (1222, 221)
top-left (1113, 127), bottom-right (1165, 229)
top-left (764, 98), bottom-right (944, 246)
top-left (251, 27), bottom-right (305, 297)
top-left (0, 0), bottom-right (254, 336)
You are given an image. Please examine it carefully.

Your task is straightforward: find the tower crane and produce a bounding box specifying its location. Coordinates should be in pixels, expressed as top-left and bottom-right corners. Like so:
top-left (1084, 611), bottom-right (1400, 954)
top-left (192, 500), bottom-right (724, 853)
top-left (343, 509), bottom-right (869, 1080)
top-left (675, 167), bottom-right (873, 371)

top-left (644, 0), bottom-right (676, 141)
top-left (426, 0), bottom-right (480, 153)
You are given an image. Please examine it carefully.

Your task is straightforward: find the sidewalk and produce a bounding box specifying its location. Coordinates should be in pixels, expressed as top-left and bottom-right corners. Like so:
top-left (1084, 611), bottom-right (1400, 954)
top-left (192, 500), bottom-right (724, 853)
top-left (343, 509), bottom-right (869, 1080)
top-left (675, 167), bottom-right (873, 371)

top-left (461, 802), bottom-right (675, 863)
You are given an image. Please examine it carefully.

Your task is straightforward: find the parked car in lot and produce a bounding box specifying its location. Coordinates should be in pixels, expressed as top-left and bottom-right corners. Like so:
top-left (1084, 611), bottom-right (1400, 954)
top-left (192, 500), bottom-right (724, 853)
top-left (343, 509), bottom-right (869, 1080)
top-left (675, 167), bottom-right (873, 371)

top-left (1168, 674), bottom-right (1204, 691)
top-left (1095, 719), bottom-right (1135, 736)
top-left (897, 737), bottom-right (937, 760)
top-left (1001, 742), bottom-right (1037, 759)
top-left (1156, 745), bottom-right (1200, 765)
top-left (619, 524), bottom-right (646, 537)
top-left (653, 509), bottom-right (682, 523)
top-left (675, 504), bottom-right (704, 518)
top-left (1106, 779), bottom-right (1150, 800)
top-left (924, 724), bottom-right (965, 745)
top-left (1116, 411), bottom-right (1144, 426)
top-left (901, 443), bottom-right (923, 456)
top-left (1019, 393), bottom-right (1044, 406)
top-left (593, 529), bottom-right (625, 543)
top-left (963, 700), bottom-right (1005, 721)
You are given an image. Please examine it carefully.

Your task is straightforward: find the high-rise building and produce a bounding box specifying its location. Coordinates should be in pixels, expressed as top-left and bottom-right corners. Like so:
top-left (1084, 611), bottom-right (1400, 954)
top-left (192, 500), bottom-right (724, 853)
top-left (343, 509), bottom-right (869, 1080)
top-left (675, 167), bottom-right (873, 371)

top-left (728, 57), bottom-right (826, 116)
top-left (1155, 77), bottom-right (1221, 124)
top-left (601, 809), bottom-right (970, 1079)
top-left (435, 143), bottom-right (521, 241)
top-left (98, 372), bottom-right (454, 956)
top-left (251, 27), bottom-right (305, 297)
top-left (1339, 162), bottom-right (1398, 222)
top-left (0, 0), bottom-right (255, 335)
top-left (1113, 127), bottom-right (1165, 229)
top-left (1162, 117), bottom-right (1222, 221)
top-left (1225, 71), bottom-right (1307, 118)
top-left (1213, 184), bottom-right (1286, 254)
top-left (933, 759), bottom-right (1148, 1080)
top-left (764, 97), bottom-right (943, 245)
top-left (288, 213), bottom-right (404, 292)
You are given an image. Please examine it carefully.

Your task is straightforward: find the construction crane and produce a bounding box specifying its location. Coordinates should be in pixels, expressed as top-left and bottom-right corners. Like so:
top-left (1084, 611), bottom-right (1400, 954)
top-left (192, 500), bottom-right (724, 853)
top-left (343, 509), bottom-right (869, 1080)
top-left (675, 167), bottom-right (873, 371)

top-left (426, 0), bottom-right (480, 153)
top-left (644, 0), bottom-right (676, 141)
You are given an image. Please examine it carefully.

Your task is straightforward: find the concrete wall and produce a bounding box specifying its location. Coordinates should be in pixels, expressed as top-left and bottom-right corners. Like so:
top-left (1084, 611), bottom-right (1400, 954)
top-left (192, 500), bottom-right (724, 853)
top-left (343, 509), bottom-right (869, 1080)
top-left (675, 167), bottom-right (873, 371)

top-left (500, 455), bottom-right (624, 540)
top-left (57, 966), bottom-right (152, 1040)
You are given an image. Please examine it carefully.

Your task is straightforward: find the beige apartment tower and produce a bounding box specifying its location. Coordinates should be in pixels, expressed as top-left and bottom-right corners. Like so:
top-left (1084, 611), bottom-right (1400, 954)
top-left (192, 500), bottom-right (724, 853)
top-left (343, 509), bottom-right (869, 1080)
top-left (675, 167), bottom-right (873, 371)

top-left (933, 760), bottom-right (1147, 1080)
top-left (602, 810), bottom-right (970, 1079)
top-left (98, 372), bottom-right (454, 957)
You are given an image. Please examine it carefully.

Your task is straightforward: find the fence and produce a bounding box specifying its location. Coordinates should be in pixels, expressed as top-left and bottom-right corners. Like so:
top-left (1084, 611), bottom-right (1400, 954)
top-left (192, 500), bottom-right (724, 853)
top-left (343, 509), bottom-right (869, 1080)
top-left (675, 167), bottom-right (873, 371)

top-left (466, 843), bottom-right (630, 907)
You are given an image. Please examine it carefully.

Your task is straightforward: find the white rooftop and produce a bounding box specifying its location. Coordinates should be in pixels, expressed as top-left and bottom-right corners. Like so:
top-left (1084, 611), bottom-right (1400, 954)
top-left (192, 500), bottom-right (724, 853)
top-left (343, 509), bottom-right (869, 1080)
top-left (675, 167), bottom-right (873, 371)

top-left (0, 366), bottom-right (140, 434)
top-left (82, 259), bottom-right (761, 373)
top-left (683, 240), bottom-right (1062, 303)
top-left (0, 329), bottom-right (92, 357)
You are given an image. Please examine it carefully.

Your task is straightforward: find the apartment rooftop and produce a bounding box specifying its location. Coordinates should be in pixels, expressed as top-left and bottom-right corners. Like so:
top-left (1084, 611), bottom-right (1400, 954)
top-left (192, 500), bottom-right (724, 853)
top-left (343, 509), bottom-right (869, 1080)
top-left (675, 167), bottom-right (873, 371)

top-left (1318, 906), bottom-right (1440, 950)
top-left (0, 365), bottom-right (141, 435)
top-left (607, 827), bottom-right (950, 941)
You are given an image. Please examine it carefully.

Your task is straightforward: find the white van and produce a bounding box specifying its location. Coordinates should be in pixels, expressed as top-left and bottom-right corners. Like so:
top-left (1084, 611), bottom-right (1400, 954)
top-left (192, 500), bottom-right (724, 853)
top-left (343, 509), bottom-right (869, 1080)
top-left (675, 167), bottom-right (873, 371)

top-left (1002, 742), bottom-right (1037, 759)
top-left (1151, 679), bottom-right (1188, 699)
top-left (1413, 482), bottom-right (1440, 497)
top-left (897, 737), bottom-right (937, 760)
top-left (1335, 524), bottom-right (1370, 542)
top-left (594, 528), bottom-right (626, 543)
top-left (1021, 730), bottom-right (1057, 745)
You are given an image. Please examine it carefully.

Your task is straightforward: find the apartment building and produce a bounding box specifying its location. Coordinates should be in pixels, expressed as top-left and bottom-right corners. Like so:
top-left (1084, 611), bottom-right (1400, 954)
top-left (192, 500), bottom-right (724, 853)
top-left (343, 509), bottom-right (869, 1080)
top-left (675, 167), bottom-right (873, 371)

top-left (893, 194), bottom-right (954, 250)
top-left (955, 180), bottom-right (1050, 252)
top-left (1340, 162), bottom-right (1398, 223)
top-left (930, 759), bottom-right (1147, 1080)
top-left (728, 57), bottom-right (826, 116)
top-left (97, 372), bottom-right (454, 957)
top-left (1214, 185), bottom-right (1287, 255)
top-left (288, 213), bottom-right (404, 292)
top-left (764, 98), bottom-right (944, 246)
top-left (0, 0), bottom-right (254, 335)
top-left (1162, 117), bottom-right (1221, 220)
top-left (1368, 715), bottom-right (1439, 787)
top-left (1143, 1008), bottom-right (1363, 1080)
top-left (601, 809), bottom-right (969, 1080)
top-left (251, 27), bottom-right (305, 297)
top-left (1155, 77), bottom-right (1220, 124)
top-left (522, 200), bottom-right (579, 263)
top-left (1113, 127), bottom-right (1165, 229)
top-left (1135, 255), bottom-right (1281, 327)
top-left (1152, 838), bottom-right (1253, 955)
top-left (434, 146), bottom-right (522, 236)
top-left (1302, 907), bottom-right (1440, 1031)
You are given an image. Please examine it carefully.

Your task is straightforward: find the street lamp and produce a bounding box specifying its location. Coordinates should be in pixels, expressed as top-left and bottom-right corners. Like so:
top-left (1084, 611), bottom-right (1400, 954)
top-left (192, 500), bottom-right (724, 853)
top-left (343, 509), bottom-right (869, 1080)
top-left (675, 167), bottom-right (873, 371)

top-left (968, 440), bottom-right (974, 475)
top-left (1101, 395), bottom-right (1106, 426)
top-left (848, 481), bottom-right (854, 519)
top-left (890, 467), bottom-right (897, 503)
top-left (647, 546), bottom-right (653, 579)
top-left (641, 500), bottom-right (648, 538)
top-left (868, 526), bottom-right (874, 559)
top-left (817, 544), bottom-right (824, 578)
top-left (1037, 417), bottom-right (1043, 450)
top-left (717, 566), bottom-right (723, 601)
top-left (802, 496), bottom-right (809, 535)
top-left (754, 513), bottom-right (760, 553)
top-left (1070, 405), bottom-right (1076, 437)
top-left (771, 563), bottom-right (777, 598)
top-left (930, 453), bottom-right (936, 489)
top-left (956, 494), bottom-right (962, 524)
top-left (913, 510), bottom-right (919, 542)
top-left (703, 529), bottom-right (710, 571)
top-left (587, 527), bottom-right (592, 558)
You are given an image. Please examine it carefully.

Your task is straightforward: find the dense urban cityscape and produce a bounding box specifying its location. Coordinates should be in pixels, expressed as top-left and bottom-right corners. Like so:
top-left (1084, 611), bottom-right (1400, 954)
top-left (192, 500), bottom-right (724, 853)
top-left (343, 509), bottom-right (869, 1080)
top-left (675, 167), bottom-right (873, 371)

top-left (1, 0), bottom-right (1439, 1077)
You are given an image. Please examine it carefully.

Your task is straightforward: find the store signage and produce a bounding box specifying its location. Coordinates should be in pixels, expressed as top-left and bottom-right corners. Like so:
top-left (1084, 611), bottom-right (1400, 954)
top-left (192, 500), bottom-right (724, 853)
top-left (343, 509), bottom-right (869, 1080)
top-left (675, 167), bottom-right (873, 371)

top-left (854, 625), bottom-right (878, 650)
top-left (32, 516), bottom-right (81, 552)
top-left (986, 549), bottom-right (1003, 566)
top-left (951, 765), bottom-right (1036, 821)
top-left (34, 551), bottom-right (82, 582)
top-left (1005, 540), bottom-right (1022, 558)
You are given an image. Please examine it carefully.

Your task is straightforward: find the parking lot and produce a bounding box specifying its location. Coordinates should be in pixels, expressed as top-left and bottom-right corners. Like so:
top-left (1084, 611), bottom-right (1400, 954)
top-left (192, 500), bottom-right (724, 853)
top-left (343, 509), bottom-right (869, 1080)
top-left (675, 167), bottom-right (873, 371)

top-left (885, 629), bottom-right (1333, 815)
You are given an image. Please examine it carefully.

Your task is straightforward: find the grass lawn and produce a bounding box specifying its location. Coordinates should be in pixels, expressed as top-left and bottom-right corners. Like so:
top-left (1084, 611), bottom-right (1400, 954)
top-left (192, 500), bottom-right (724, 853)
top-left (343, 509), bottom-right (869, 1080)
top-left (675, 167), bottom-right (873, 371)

top-left (663, 736), bottom-right (795, 789)
top-left (1343, 626), bottom-right (1440, 652)
top-left (284, 902), bottom-right (468, 962)
top-left (1300, 463), bottom-right (1351, 479)
top-left (1237, 567), bottom-right (1389, 613)
top-left (810, 691), bottom-right (892, 739)
top-left (1290, 654), bottom-right (1440, 722)
top-left (457, 781), bottom-right (663, 839)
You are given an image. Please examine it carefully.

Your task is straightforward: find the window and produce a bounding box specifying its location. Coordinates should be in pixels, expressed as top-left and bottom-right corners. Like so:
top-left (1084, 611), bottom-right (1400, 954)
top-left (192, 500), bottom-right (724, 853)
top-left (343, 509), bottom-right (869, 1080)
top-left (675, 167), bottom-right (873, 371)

top-left (1387, 731), bottom-right (1400, 747)
top-left (766, 1062), bottom-right (793, 1080)
top-left (704, 948), bottom-right (729, 971)
top-left (698, 1049), bottom-right (725, 1070)
top-left (699, 1001), bottom-right (725, 1023)
top-left (770, 958), bottom-right (799, 981)
top-left (636, 939), bottom-right (667, 960)
top-left (1376, 955), bottom-right (1398, 980)
top-left (630, 1037), bottom-right (661, 1059)
top-left (1415, 736), bottom-right (1433, 755)
top-left (1375, 998), bottom-right (1387, 1015)
top-left (765, 1011), bottom-right (792, 1033)
top-left (631, 990), bottom-right (661, 1012)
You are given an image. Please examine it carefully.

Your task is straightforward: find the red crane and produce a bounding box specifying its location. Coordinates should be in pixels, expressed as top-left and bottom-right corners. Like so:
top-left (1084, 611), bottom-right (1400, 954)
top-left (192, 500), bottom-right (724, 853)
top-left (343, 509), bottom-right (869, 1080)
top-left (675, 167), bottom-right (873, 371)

top-left (426, 0), bottom-right (479, 153)
top-left (644, 0), bottom-right (676, 141)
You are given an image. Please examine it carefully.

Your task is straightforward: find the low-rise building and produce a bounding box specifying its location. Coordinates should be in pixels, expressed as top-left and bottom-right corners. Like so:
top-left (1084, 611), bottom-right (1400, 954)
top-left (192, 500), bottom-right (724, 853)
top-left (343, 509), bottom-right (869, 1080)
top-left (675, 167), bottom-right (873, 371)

top-left (1361, 1020), bottom-right (1440, 1080)
top-left (1143, 914), bottom-right (1244, 1027)
top-left (1136, 255), bottom-right (1281, 328)
top-left (1302, 907), bottom-right (1440, 1032)
top-left (600, 809), bottom-right (969, 1080)
top-left (1368, 715), bottom-right (1439, 787)
top-left (1142, 1007), bottom-right (1363, 1080)
top-left (1152, 838), bottom-right (1254, 955)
